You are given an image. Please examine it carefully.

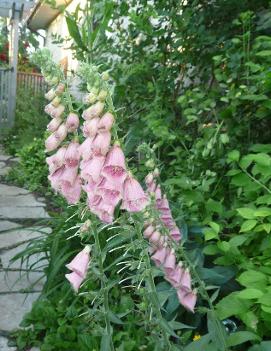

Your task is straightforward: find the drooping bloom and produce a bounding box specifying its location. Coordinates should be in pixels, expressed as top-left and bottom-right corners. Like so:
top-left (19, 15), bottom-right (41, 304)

top-left (64, 142), bottom-right (80, 167)
top-left (79, 137), bottom-right (94, 160)
top-left (90, 200), bottom-right (115, 223)
top-left (121, 176), bottom-right (148, 212)
top-left (95, 177), bottom-right (122, 207)
top-left (177, 289), bottom-right (197, 313)
top-left (98, 112), bottom-right (114, 132)
top-left (47, 117), bottom-right (62, 132)
top-left (65, 272), bottom-right (84, 292)
top-left (61, 176), bottom-right (81, 204)
top-left (82, 118), bottom-right (100, 138)
top-left (51, 104), bottom-right (65, 118)
top-left (151, 246), bottom-right (167, 266)
top-left (55, 83), bottom-right (65, 95)
top-left (66, 113), bottom-right (80, 132)
top-left (82, 101), bottom-right (104, 120)
top-left (80, 155), bottom-right (105, 183)
top-left (163, 249), bottom-right (176, 275)
top-left (65, 246), bottom-right (91, 291)
top-left (165, 263), bottom-right (184, 288)
top-left (55, 123), bottom-right (68, 142)
top-left (91, 131), bottom-right (111, 156)
top-left (102, 145), bottom-right (127, 184)
top-left (46, 146), bottom-right (67, 173)
top-left (45, 134), bottom-right (61, 152)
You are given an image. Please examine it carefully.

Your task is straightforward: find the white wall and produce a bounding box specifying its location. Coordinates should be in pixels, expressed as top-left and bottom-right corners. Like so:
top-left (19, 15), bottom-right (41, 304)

top-left (45, 0), bottom-right (87, 71)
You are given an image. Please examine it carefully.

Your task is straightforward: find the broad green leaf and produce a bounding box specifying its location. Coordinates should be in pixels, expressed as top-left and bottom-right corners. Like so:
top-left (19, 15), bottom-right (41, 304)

top-left (258, 292), bottom-right (271, 306)
top-left (204, 228), bottom-right (218, 241)
top-left (248, 341), bottom-right (271, 351)
top-left (216, 292), bottom-right (253, 319)
top-left (253, 153), bottom-right (271, 167)
top-left (237, 288), bottom-right (263, 300)
top-left (261, 305), bottom-right (271, 313)
top-left (263, 223), bottom-right (271, 233)
top-left (256, 50), bottom-right (271, 57)
top-left (238, 270), bottom-right (267, 288)
top-left (240, 220), bottom-right (257, 232)
top-left (207, 310), bottom-right (228, 351)
top-left (239, 155), bottom-right (254, 169)
top-left (254, 207), bottom-right (271, 217)
top-left (227, 150), bottom-right (240, 162)
top-left (237, 208), bottom-right (255, 219)
top-left (209, 222), bottom-right (220, 234)
top-left (227, 331), bottom-right (260, 347)
top-left (203, 245), bottom-right (220, 255)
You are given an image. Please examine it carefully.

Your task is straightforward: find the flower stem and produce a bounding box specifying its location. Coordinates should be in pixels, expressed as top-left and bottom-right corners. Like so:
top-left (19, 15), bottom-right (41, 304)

top-left (93, 225), bottom-right (115, 351)
top-left (135, 222), bottom-right (173, 350)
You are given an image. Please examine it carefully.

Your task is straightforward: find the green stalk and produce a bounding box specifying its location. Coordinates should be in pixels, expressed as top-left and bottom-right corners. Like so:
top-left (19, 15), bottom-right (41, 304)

top-left (93, 225), bottom-right (115, 351)
top-left (135, 223), bottom-right (173, 350)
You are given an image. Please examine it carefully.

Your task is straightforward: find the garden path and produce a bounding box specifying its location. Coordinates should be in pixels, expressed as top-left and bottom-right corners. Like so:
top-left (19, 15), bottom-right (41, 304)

top-left (0, 147), bottom-right (49, 351)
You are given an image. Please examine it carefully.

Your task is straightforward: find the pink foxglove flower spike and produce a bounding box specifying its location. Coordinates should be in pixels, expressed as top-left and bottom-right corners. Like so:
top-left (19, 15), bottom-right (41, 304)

top-left (66, 113), bottom-right (80, 132)
top-left (121, 175), bottom-right (149, 212)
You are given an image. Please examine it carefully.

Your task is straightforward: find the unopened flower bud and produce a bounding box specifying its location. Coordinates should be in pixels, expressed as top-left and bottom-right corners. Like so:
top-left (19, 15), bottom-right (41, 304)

top-left (55, 83), bottom-right (65, 95)
top-left (98, 90), bottom-right (107, 101)
top-left (153, 168), bottom-right (159, 177)
top-left (51, 96), bottom-right (61, 107)
top-left (101, 71), bottom-right (110, 81)
top-left (50, 77), bottom-right (59, 85)
top-left (80, 219), bottom-right (91, 233)
top-left (145, 159), bottom-right (155, 169)
top-left (45, 89), bottom-right (56, 101)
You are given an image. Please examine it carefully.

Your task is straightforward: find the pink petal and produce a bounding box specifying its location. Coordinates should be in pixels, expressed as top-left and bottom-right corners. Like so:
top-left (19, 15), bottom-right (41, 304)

top-left (91, 131), bottom-right (111, 156)
top-left (45, 134), bottom-right (61, 152)
top-left (143, 225), bottom-right (155, 239)
top-left (80, 155), bottom-right (105, 183)
top-left (163, 249), bottom-right (176, 275)
top-left (82, 118), bottom-right (100, 137)
top-left (66, 246), bottom-right (91, 277)
top-left (102, 145), bottom-right (127, 183)
top-left (65, 272), bottom-right (84, 292)
top-left (177, 289), bottom-right (197, 313)
top-left (79, 137), bottom-right (94, 160)
top-left (66, 113), bottom-right (80, 132)
top-left (98, 112), bottom-right (114, 132)
top-left (151, 247), bottom-right (167, 266)
top-left (65, 142), bottom-right (80, 167)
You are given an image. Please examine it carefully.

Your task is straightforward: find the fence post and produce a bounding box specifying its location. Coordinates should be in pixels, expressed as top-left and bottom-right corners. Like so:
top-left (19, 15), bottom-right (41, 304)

top-left (8, 6), bottom-right (20, 128)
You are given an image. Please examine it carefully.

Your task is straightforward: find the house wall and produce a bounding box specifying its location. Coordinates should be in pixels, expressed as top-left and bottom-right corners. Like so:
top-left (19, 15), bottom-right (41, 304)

top-left (45, 0), bottom-right (87, 72)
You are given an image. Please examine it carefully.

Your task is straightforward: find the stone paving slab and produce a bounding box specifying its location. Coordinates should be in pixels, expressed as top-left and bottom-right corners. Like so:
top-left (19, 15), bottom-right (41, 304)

top-left (0, 227), bottom-right (43, 250)
top-left (0, 220), bottom-right (20, 232)
top-left (0, 271), bottom-right (45, 293)
top-left (0, 155), bottom-right (11, 162)
top-left (0, 194), bottom-right (46, 208)
top-left (0, 184), bottom-right (29, 196)
top-left (0, 293), bottom-right (40, 331)
top-left (0, 164), bottom-right (11, 176)
top-left (0, 207), bottom-right (49, 219)
top-left (1, 242), bottom-right (48, 271)
top-left (0, 336), bottom-right (16, 351)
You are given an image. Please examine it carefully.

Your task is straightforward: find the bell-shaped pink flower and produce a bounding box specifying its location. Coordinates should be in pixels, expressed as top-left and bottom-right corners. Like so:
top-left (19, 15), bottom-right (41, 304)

top-left (96, 177), bottom-right (122, 206)
top-left (82, 118), bottom-right (100, 138)
top-left (66, 113), bottom-right (80, 132)
top-left (82, 101), bottom-right (104, 120)
top-left (65, 142), bottom-right (80, 167)
top-left (170, 226), bottom-right (182, 242)
top-left (44, 103), bottom-right (54, 116)
top-left (47, 146), bottom-right (67, 172)
top-left (143, 224), bottom-right (155, 239)
top-left (177, 289), bottom-right (197, 313)
top-left (51, 104), bottom-right (65, 118)
top-left (55, 123), bottom-right (68, 142)
top-left (151, 247), bottom-right (167, 266)
top-left (165, 263), bottom-right (184, 288)
top-left (90, 201), bottom-right (115, 223)
top-left (98, 112), bottom-right (114, 132)
top-left (102, 145), bottom-right (127, 184)
top-left (45, 134), bottom-right (61, 152)
top-left (47, 117), bottom-right (62, 132)
top-left (145, 172), bottom-right (154, 185)
top-left (121, 176), bottom-right (149, 212)
top-left (65, 272), bottom-right (84, 292)
top-left (61, 166), bottom-right (78, 187)
top-left (157, 196), bottom-right (170, 211)
top-left (149, 230), bottom-right (161, 246)
top-left (79, 137), bottom-right (94, 160)
top-left (91, 131), bottom-right (111, 156)
top-left (154, 185), bottom-right (162, 200)
top-left (146, 180), bottom-right (157, 193)
top-left (66, 245), bottom-right (91, 277)
top-left (163, 249), bottom-right (176, 275)
top-left (48, 165), bottom-right (65, 191)
top-left (61, 176), bottom-right (81, 204)
top-left (180, 268), bottom-right (192, 291)
top-left (80, 155), bottom-right (105, 183)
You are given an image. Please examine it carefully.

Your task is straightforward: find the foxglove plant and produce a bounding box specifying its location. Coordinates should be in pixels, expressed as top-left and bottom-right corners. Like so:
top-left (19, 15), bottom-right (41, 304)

top-left (32, 48), bottom-right (227, 351)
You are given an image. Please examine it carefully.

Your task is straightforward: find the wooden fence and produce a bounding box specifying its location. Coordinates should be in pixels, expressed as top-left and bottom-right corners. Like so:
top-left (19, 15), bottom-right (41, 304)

top-left (17, 71), bottom-right (48, 95)
top-left (0, 68), bottom-right (12, 129)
